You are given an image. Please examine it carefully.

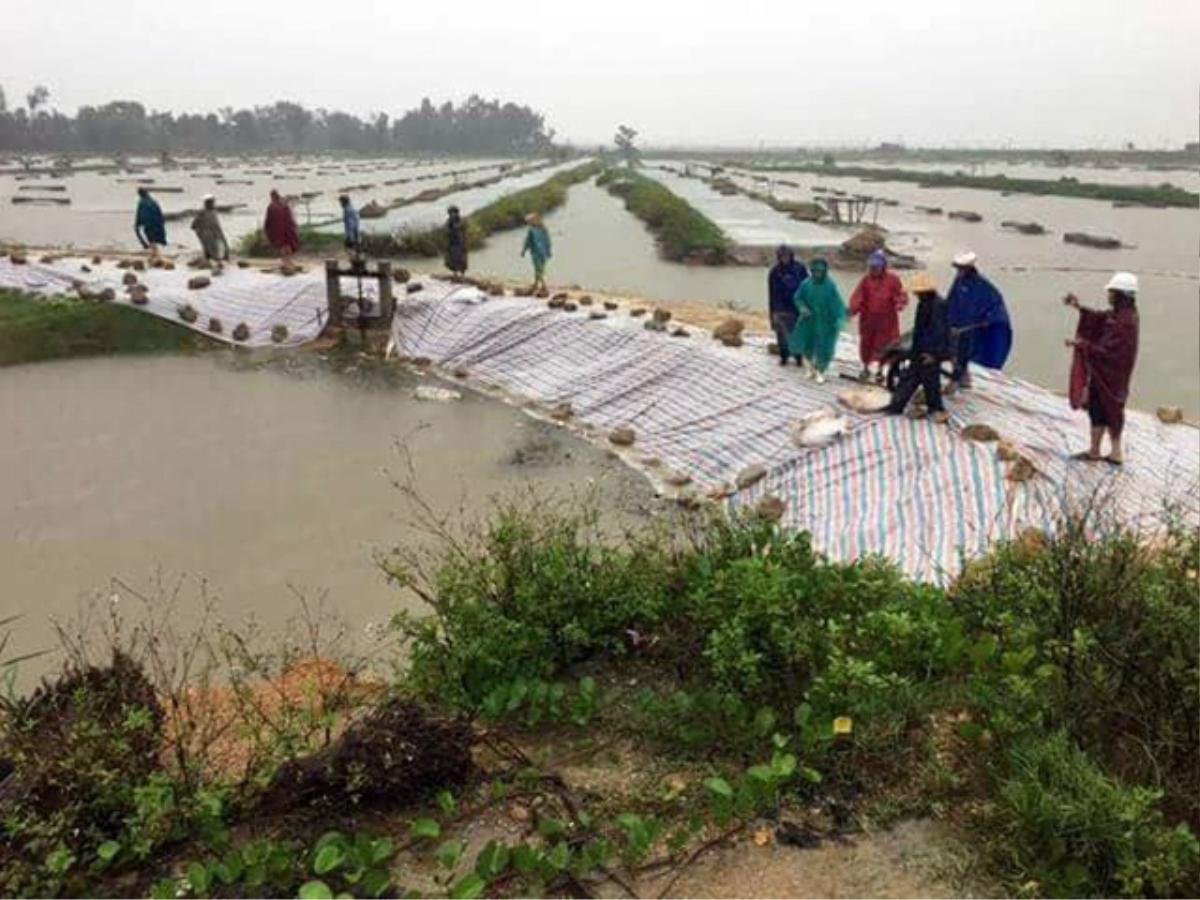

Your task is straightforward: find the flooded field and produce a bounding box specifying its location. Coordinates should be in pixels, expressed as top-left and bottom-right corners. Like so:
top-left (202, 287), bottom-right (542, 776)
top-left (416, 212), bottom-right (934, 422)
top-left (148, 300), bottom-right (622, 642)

top-left (0, 156), bottom-right (511, 250)
top-left (2, 153), bottom-right (1196, 413)
top-left (0, 351), bottom-right (656, 681)
top-left (470, 175), bottom-right (1199, 413)
top-left (843, 158), bottom-right (1200, 192)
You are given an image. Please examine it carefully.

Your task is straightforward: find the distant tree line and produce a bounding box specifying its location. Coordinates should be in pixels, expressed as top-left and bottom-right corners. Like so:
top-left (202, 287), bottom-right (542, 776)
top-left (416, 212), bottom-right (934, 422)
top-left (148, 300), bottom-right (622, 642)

top-left (0, 87), bottom-right (556, 156)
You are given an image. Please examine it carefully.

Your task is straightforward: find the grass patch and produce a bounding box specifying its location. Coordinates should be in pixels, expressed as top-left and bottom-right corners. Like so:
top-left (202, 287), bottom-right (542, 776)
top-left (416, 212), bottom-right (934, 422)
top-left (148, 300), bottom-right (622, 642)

top-left (597, 167), bottom-right (730, 262)
top-left (724, 161), bottom-right (1199, 208)
top-left (0, 289), bottom-right (210, 366)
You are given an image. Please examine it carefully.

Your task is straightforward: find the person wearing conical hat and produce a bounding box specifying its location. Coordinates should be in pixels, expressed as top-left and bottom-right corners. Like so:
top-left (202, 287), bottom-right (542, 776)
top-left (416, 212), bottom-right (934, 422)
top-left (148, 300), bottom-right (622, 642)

top-left (521, 212), bottom-right (552, 293)
top-left (885, 271), bottom-right (951, 422)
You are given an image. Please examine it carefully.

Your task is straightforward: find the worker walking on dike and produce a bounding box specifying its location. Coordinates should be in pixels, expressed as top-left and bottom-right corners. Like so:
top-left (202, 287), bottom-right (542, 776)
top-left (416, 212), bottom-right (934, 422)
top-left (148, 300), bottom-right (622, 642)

top-left (945, 251), bottom-right (1012, 391)
top-left (134, 187), bottom-right (167, 258)
top-left (1064, 272), bottom-right (1140, 466)
top-left (521, 213), bottom-right (552, 293)
top-left (445, 205), bottom-right (468, 279)
top-left (789, 257), bottom-right (846, 384)
top-left (190, 195), bottom-right (229, 272)
top-left (263, 190), bottom-right (300, 262)
top-left (849, 249), bottom-right (908, 383)
top-left (767, 244), bottom-right (808, 366)
top-left (884, 272), bottom-right (951, 422)
top-left (339, 195), bottom-right (361, 257)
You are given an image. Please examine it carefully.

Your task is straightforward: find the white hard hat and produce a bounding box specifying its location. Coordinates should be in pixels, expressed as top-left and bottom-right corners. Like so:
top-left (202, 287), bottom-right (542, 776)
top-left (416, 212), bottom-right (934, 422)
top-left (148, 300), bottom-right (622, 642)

top-left (952, 250), bottom-right (977, 267)
top-left (1105, 271), bottom-right (1138, 294)
top-left (202, 193), bottom-right (215, 202)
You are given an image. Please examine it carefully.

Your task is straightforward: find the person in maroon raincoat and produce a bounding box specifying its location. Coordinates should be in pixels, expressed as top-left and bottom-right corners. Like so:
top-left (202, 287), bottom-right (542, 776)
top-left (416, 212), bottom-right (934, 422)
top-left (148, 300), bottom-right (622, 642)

top-left (264, 190), bottom-right (300, 261)
top-left (1064, 271), bottom-right (1140, 465)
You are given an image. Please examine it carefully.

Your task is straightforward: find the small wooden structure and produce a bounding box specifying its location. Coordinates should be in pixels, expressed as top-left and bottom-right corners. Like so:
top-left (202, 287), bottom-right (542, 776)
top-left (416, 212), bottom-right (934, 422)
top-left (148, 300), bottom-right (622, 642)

top-left (324, 258), bottom-right (395, 328)
top-left (822, 196), bottom-right (880, 226)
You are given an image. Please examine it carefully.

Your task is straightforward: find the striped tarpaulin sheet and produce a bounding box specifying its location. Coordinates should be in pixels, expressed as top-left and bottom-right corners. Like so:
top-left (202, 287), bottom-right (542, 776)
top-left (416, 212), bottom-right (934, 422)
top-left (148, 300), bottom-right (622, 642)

top-left (0, 256), bottom-right (328, 347)
top-left (394, 281), bottom-right (1198, 583)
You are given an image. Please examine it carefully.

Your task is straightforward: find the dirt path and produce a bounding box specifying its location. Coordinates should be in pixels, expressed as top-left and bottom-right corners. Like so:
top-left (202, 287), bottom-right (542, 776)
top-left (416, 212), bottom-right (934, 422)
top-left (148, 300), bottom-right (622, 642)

top-left (635, 819), bottom-right (979, 899)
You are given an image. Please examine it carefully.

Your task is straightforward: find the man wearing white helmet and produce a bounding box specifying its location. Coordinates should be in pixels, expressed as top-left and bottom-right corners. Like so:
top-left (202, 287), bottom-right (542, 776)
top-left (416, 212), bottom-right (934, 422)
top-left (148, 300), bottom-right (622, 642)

top-left (1063, 272), bottom-right (1140, 465)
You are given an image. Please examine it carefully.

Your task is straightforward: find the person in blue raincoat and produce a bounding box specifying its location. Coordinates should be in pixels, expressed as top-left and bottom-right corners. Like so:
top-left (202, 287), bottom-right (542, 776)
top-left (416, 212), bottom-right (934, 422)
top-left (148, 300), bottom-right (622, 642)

top-left (134, 188), bottom-right (167, 258)
top-left (767, 244), bottom-right (808, 365)
top-left (339, 194), bottom-right (361, 257)
top-left (946, 251), bottom-right (1012, 390)
top-left (521, 212), bottom-right (552, 293)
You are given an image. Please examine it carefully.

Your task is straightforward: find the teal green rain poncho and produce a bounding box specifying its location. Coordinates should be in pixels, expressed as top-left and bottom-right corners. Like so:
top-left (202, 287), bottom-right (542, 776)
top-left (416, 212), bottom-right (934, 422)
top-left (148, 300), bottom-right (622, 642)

top-left (522, 224), bottom-right (552, 270)
top-left (789, 258), bottom-right (847, 372)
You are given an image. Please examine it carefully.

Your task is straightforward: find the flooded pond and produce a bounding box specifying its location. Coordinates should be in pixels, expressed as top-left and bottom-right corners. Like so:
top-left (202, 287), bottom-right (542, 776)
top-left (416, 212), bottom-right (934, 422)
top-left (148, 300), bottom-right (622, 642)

top-left (469, 176), bottom-right (1199, 414)
top-left (0, 351), bottom-right (656, 680)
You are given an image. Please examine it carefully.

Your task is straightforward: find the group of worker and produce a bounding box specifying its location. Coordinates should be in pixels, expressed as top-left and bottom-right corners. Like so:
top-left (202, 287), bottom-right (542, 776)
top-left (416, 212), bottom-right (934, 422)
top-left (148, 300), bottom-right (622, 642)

top-left (767, 245), bottom-right (1139, 463)
top-left (133, 187), bottom-right (302, 268)
top-left (132, 185), bottom-right (1139, 465)
top-left (139, 186), bottom-right (554, 292)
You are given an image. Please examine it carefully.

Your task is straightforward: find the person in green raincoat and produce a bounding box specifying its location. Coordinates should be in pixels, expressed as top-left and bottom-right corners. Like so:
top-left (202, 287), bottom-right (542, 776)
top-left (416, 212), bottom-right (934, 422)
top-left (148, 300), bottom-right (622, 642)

top-left (521, 212), bottom-right (552, 293)
top-left (789, 257), bottom-right (846, 384)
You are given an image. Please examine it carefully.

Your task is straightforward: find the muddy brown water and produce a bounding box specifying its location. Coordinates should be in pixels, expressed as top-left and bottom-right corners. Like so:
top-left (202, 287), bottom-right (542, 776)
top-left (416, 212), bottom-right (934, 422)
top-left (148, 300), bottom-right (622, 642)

top-left (0, 351), bottom-right (658, 683)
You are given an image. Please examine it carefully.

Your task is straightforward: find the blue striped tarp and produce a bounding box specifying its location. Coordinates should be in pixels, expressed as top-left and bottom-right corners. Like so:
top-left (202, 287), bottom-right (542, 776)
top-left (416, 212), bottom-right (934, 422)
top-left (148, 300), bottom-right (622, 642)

top-left (392, 281), bottom-right (1198, 583)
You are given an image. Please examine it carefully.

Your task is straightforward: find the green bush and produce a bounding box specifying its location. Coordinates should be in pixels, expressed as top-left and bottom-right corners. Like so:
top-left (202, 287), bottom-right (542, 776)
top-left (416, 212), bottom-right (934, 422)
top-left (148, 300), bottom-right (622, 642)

top-left (391, 505), bottom-right (953, 761)
top-left (0, 653), bottom-right (221, 895)
top-left (389, 501), bottom-right (672, 706)
top-left (953, 514), bottom-right (1200, 825)
top-left (987, 732), bottom-right (1199, 897)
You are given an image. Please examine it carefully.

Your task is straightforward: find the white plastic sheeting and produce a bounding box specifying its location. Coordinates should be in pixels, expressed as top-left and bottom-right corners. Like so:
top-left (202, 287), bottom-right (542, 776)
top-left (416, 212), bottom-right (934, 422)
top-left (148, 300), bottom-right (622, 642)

top-left (641, 161), bottom-right (846, 249)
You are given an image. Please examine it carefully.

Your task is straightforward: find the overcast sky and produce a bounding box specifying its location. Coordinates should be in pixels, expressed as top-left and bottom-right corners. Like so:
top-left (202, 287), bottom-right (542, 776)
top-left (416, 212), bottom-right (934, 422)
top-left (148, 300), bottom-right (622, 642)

top-left (3, 0), bottom-right (1197, 148)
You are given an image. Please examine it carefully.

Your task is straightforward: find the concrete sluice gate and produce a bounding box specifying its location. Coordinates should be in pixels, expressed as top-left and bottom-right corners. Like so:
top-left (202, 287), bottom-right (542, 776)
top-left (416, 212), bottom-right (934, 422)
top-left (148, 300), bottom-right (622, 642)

top-left (3, 257), bottom-right (1196, 584)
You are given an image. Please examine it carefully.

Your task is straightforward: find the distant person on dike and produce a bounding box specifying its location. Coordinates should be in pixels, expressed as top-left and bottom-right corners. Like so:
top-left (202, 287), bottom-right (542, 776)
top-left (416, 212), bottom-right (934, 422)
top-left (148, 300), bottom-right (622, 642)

top-left (767, 244), bottom-right (808, 365)
top-left (339, 195), bottom-right (361, 257)
top-left (945, 251), bottom-right (1012, 391)
top-left (789, 257), bottom-right (846, 384)
top-left (263, 190), bottom-right (300, 262)
top-left (445, 205), bottom-right (468, 279)
top-left (190, 195), bottom-right (229, 271)
top-left (1064, 272), bottom-right (1140, 466)
top-left (521, 212), bottom-right (552, 292)
top-left (134, 188), bottom-right (167, 258)
top-left (884, 271), bottom-right (951, 422)
top-left (849, 249), bottom-right (908, 383)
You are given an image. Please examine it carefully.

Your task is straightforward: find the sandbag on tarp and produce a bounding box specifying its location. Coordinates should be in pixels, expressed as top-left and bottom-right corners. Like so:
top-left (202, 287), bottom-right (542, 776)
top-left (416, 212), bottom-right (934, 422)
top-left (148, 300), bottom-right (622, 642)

top-left (390, 279), bottom-right (1198, 584)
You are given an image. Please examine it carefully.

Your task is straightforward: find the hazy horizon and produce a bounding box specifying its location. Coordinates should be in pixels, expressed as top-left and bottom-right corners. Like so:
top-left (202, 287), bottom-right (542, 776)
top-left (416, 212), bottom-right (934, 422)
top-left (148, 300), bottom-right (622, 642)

top-left (3, 0), bottom-right (1197, 150)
